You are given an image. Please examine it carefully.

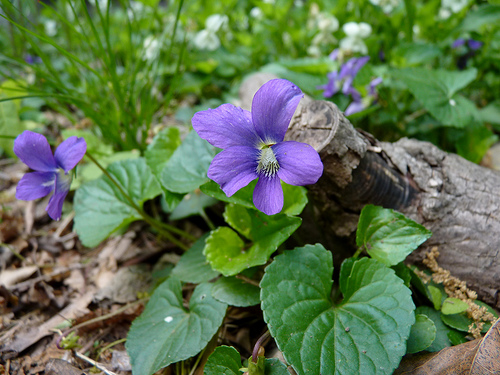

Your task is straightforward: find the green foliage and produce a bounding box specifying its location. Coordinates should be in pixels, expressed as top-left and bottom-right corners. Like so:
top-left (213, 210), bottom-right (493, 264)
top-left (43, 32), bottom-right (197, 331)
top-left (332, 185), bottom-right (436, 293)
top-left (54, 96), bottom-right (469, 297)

top-left (415, 306), bottom-right (453, 352)
top-left (171, 234), bottom-right (220, 284)
top-left (126, 278), bottom-right (227, 375)
top-left (201, 180), bottom-right (308, 216)
top-left (145, 127), bottom-right (182, 178)
top-left (356, 204), bottom-right (432, 266)
top-left (392, 68), bottom-right (479, 127)
top-left (0, 80), bottom-right (25, 157)
top-left (204, 205), bottom-right (301, 276)
top-left (73, 158), bottom-right (161, 247)
top-left (160, 131), bottom-right (216, 194)
top-left (204, 346), bottom-right (289, 375)
top-left (261, 244), bottom-right (415, 375)
top-left (5, 0), bottom-right (500, 373)
top-left (211, 276), bottom-right (260, 307)
top-left (406, 314), bottom-right (436, 354)
top-left (441, 298), bottom-right (469, 315)
top-left (1, 0), bottom-right (185, 151)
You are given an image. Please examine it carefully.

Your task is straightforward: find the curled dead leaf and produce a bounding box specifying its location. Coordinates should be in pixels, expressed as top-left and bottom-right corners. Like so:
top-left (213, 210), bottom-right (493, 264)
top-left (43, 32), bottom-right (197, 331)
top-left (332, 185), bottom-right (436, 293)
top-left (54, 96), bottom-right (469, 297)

top-left (395, 318), bottom-right (500, 374)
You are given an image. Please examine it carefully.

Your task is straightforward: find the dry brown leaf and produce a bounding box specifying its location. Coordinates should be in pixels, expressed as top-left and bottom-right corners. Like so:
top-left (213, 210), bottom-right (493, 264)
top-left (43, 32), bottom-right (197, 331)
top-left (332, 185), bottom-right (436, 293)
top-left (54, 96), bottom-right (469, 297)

top-left (45, 359), bottom-right (87, 375)
top-left (470, 318), bottom-right (500, 374)
top-left (394, 339), bottom-right (480, 374)
top-left (94, 265), bottom-right (151, 303)
top-left (1, 289), bottom-right (94, 354)
top-left (395, 318), bottom-right (500, 374)
top-left (0, 266), bottom-right (38, 288)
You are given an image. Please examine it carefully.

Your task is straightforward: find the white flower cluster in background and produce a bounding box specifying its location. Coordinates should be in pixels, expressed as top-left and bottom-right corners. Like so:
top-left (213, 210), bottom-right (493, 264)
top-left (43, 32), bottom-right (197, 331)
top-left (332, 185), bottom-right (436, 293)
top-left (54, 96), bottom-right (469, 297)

top-left (307, 4), bottom-right (339, 56)
top-left (88, 0), bottom-right (109, 12)
top-left (44, 20), bottom-right (57, 36)
top-left (439, 0), bottom-right (469, 19)
top-left (339, 22), bottom-right (372, 55)
top-left (127, 1), bottom-right (151, 20)
top-left (250, 7), bottom-right (263, 19)
top-left (369, 0), bottom-right (401, 13)
top-left (193, 14), bottom-right (229, 51)
top-left (143, 36), bottom-right (160, 61)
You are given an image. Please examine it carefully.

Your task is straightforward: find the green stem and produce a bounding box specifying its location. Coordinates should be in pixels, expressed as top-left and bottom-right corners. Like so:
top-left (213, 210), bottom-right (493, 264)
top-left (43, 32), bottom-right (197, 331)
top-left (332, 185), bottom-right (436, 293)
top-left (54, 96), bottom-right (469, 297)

top-left (199, 209), bottom-right (215, 231)
top-left (352, 247), bottom-right (364, 259)
top-left (84, 152), bottom-right (190, 250)
top-left (147, 215), bottom-right (197, 241)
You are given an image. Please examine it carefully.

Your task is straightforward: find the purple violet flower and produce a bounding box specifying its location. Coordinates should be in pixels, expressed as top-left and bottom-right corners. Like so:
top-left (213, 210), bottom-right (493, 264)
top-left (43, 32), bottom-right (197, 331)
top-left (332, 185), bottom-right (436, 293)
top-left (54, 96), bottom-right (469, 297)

top-left (452, 38), bottom-right (466, 49)
top-left (452, 38), bottom-right (483, 51)
top-left (192, 79), bottom-right (323, 215)
top-left (14, 130), bottom-right (87, 220)
top-left (467, 39), bottom-right (483, 51)
top-left (318, 56), bottom-right (370, 98)
top-left (345, 77), bottom-right (382, 116)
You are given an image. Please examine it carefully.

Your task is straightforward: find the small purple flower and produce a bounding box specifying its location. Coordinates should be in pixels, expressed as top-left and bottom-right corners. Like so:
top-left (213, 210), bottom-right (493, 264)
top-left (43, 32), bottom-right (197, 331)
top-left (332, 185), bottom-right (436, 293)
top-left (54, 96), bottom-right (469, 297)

top-left (318, 56), bottom-right (370, 98)
top-left (192, 79), bottom-right (323, 215)
top-left (467, 39), bottom-right (483, 51)
top-left (452, 38), bottom-right (466, 49)
top-left (452, 38), bottom-right (483, 51)
top-left (329, 48), bottom-right (340, 61)
top-left (14, 130), bottom-right (87, 220)
top-left (345, 77), bottom-right (382, 116)
top-left (24, 54), bottom-right (42, 65)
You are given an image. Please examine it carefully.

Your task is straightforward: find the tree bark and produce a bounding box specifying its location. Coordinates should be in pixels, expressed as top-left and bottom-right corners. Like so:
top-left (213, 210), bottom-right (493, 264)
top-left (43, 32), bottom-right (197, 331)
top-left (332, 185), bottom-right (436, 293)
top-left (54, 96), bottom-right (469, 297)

top-left (291, 100), bottom-right (500, 307)
top-left (239, 75), bottom-right (500, 307)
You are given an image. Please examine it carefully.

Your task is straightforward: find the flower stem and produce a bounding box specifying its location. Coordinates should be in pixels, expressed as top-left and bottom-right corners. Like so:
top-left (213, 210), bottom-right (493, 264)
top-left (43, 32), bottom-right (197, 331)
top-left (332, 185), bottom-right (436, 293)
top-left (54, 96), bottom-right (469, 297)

top-left (352, 246), bottom-right (364, 259)
top-left (252, 330), bottom-right (270, 363)
top-left (84, 152), bottom-right (191, 250)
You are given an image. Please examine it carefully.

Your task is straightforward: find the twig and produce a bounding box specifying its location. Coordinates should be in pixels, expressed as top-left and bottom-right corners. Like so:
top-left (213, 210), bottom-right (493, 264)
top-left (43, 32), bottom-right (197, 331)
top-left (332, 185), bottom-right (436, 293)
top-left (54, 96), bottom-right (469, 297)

top-left (10, 264), bottom-right (84, 291)
top-left (65, 297), bottom-right (149, 334)
top-left (98, 338), bottom-right (127, 359)
top-left (74, 351), bottom-right (118, 375)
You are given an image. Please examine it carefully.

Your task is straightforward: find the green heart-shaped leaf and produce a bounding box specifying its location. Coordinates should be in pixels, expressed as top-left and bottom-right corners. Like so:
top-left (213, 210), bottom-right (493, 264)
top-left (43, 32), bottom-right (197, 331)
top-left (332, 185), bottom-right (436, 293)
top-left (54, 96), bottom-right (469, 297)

top-left (126, 278), bottom-right (227, 375)
top-left (356, 205), bottom-right (432, 266)
top-left (392, 68), bottom-right (480, 127)
top-left (74, 158), bottom-right (161, 247)
top-left (261, 244), bottom-right (415, 375)
top-left (415, 306), bottom-right (452, 352)
top-left (171, 234), bottom-right (220, 284)
top-left (204, 205), bottom-right (301, 276)
top-left (160, 130), bottom-right (215, 193)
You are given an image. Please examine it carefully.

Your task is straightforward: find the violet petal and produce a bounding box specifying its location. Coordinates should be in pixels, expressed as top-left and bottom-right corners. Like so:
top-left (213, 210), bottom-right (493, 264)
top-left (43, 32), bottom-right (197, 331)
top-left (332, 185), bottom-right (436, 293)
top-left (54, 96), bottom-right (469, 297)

top-left (347, 87), bottom-right (362, 101)
top-left (345, 100), bottom-right (366, 116)
top-left (467, 39), bottom-right (483, 51)
top-left (251, 79), bottom-right (303, 144)
top-left (54, 136), bottom-right (87, 173)
top-left (452, 38), bottom-right (466, 48)
top-left (253, 175), bottom-right (283, 215)
top-left (319, 71), bottom-right (340, 98)
top-left (207, 146), bottom-right (259, 197)
top-left (273, 141), bottom-right (323, 185)
top-left (369, 77), bottom-right (383, 95)
top-left (329, 48), bottom-right (339, 61)
top-left (192, 104), bottom-right (261, 149)
top-left (15, 171), bottom-right (55, 200)
top-left (46, 172), bottom-right (72, 220)
top-left (13, 131), bottom-right (57, 172)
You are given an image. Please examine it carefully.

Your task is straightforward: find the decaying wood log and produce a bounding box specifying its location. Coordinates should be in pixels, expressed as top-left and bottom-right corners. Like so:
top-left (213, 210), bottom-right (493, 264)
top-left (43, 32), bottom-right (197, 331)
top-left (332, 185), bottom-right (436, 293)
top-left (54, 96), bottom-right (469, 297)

top-left (240, 75), bottom-right (500, 308)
